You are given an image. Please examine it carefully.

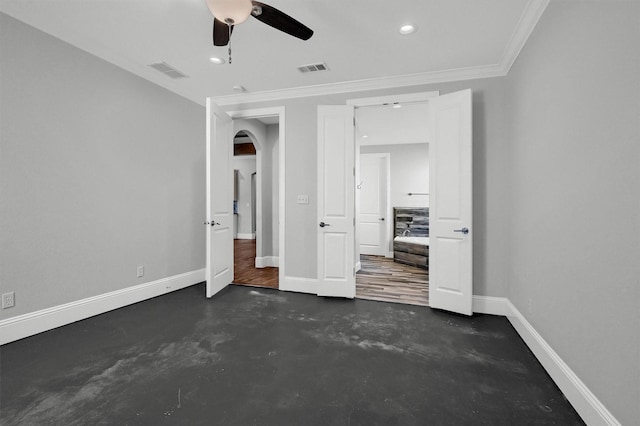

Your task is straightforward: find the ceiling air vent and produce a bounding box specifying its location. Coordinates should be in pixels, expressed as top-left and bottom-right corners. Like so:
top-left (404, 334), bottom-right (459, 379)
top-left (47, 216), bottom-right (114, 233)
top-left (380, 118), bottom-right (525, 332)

top-left (148, 62), bottom-right (188, 79)
top-left (297, 62), bottom-right (330, 73)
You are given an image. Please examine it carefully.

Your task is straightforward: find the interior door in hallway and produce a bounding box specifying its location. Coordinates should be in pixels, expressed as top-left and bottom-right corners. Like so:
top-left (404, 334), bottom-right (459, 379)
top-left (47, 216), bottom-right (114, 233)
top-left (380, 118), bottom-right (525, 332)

top-left (359, 153), bottom-right (388, 256)
top-left (206, 100), bottom-right (234, 298)
top-left (317, 105), bottom-right (356, 298)
top-left (428, 89), bottom-right (473, 315)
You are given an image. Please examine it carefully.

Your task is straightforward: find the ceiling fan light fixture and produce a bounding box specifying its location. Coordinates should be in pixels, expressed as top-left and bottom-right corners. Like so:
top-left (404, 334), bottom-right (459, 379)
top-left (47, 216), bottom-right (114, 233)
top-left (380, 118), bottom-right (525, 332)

top-left (399, 24), bottom-right (416, 35)
top-left (205, 0), bottom-right (253, 25)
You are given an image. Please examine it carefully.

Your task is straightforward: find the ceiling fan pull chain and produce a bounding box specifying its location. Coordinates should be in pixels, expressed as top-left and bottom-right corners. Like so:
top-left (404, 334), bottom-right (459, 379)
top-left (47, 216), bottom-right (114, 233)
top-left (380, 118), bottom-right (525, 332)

top-left (228, 24), bottom-right (232, 64)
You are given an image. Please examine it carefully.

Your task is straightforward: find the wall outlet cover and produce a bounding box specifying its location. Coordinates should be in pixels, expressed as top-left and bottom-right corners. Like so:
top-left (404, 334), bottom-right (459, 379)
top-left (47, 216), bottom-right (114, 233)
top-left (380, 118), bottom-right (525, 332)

top-left (2, 292), bottom-right (15, 309)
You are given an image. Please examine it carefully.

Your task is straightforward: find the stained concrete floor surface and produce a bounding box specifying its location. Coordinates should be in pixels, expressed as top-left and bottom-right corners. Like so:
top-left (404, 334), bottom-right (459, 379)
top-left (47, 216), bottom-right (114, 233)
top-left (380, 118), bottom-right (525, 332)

top-left (1, 284), bottom-right (584, 425)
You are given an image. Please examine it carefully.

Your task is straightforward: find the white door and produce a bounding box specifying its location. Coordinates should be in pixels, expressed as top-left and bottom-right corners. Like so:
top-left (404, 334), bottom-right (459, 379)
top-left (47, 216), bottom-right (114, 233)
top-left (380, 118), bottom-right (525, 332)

top-left (359, 153), bottom-right (388, 256)
top-left (317, 105), bottom-right (356, 298)
top-left (206, 99), bottom-right (234, 298)
top-left (428, 89), bottom-right (473, 315)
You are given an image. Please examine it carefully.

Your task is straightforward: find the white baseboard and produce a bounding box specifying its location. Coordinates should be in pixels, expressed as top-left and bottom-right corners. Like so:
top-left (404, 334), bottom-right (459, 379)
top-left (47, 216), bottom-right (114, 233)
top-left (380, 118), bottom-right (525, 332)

top-left (236, 233), bottom-right (256, 240)
top-left (472, 295), bottom-right (509, 316)
top-left (0, 274), bottom-right (620, 425)
top-left (255, 256), bottom-right (279, 268)
top-left (279, 276), bottom-right (317, 294)
top-left (504, 300), bottom-right (620, 426)
top-left (471, 295), bottom-right (619, 425)
top-left (0, 269), bottom-right (205, 346)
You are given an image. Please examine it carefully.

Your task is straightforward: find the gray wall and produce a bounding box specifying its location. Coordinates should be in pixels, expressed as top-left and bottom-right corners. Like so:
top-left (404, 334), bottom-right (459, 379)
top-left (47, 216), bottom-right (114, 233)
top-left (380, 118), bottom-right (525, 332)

top-left (360, 143), bottom-right (430, 209)
top-left (232, 156), bottom-right (256, 237)
top-left (223, 77), bottom-right (512, 297)
top-left (504, 2), bottom-right (640, 424)
top-left (232, 118), bottom-right (278, 257)
top-left (266, 124), bottom-right (280, 258)
top-left (0, 14), bottom-right (205, 319)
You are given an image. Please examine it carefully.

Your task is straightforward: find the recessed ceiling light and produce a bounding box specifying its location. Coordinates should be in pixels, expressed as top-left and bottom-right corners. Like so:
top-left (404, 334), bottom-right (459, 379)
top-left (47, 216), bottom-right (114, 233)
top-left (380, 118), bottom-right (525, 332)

top-left (399, 24), bottom-right (416, 35)
top-left (209, 56), bottom-right (225, 65)
top-left (232, 85), bottom-right (247, 92)
top-left (392, 102), bottom-right (402, 109)
top-left (362, 135), bottom-right (369, 139)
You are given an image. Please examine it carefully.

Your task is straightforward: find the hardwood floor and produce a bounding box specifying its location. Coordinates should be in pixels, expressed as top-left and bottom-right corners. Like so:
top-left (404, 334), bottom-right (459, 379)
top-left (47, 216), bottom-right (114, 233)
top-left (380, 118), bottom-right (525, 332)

top-left (233, 239), bottom-right (279, 289)
top-left (234, 243), bottom-right (424, 302)
top-left (356, 254), bottom-right (429, 306)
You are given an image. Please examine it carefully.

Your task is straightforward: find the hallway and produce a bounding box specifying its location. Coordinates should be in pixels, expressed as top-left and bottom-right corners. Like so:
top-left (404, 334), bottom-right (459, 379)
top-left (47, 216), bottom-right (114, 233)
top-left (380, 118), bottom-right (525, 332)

top-left (233, 239), bottom-right (278, 289)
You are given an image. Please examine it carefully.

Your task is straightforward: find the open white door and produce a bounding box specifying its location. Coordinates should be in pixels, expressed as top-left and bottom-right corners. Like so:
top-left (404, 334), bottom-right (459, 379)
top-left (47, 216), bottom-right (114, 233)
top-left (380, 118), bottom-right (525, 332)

top-left (206, 99), bottom-right (234, 298)
top-left (317, 105), bottom-right (356, 298)
top-left (359, 153), bottom-right (388, 256)
top-left (428, 89), bottom-right (473, 315)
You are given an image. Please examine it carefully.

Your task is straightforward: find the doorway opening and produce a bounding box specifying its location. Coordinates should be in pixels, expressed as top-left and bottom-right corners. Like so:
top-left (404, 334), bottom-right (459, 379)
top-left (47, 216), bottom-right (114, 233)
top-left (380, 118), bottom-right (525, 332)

top-left (231, 118), bottom-right (280, 289)
top-left (353, 96), bottom-right (432, 306)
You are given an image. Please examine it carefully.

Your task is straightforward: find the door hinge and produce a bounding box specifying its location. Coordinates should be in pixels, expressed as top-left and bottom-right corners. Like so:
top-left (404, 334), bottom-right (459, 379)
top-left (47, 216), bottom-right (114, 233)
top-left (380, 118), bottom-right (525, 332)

top-left (353, 217), bottom-right (355, 226)
top-left (353, 167), bottom-right (355, 176)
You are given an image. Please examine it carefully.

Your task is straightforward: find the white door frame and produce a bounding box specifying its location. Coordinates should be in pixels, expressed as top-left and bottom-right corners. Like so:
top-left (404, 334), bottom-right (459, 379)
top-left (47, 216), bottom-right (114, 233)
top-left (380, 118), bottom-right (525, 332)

top-left (349, 90), bottom-right (474, 315)
top-left (228, 107), bottom-right (285, 285)
top-left (348, 91), bottom-right (439, 265)
top-left (232, 130), bottom-right (261, 243)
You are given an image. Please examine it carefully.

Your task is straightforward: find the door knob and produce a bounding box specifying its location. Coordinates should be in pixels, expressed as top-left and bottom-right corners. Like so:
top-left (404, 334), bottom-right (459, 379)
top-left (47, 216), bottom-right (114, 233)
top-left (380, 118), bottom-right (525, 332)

top-left (204, 221), bottom-right (210, 225)
top-left (211, 221), bottom-right (221, 226)
top-left (453, 227), bottom-right (469, 235)
top-left (319, 222), bottom-right (331, 228)
top-left (379, 218), bottom-right (385, 221)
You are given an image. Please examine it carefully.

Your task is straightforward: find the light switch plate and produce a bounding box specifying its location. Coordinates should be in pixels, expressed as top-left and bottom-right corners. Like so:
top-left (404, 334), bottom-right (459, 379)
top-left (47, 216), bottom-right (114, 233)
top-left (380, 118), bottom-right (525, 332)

top-left (297, 195), bottom-right (309, 204)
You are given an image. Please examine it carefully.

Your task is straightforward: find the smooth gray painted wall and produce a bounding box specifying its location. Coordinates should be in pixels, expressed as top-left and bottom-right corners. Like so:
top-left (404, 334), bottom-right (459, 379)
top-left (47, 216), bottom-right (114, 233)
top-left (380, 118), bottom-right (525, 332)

top-left (504, 2), bottom-right (640, 424)
top-left (224, 77), bottom-right (511, 297)
top-left (0, 14), bottom-right (205, 319)
top-left (232, 156), bottom-right (256, 236)
top-left (360, 143), bottom-right (430, 209)
top-left (266, 124), bottom-right (280, 258)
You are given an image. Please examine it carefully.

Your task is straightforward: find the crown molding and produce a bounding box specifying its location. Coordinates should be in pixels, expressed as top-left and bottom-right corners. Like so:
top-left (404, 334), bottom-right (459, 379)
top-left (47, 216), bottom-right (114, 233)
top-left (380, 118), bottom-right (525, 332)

top-left (210, 64), bottom-right (504, 106)
top-left (497, 0), bottom-right (551, 74)
top-left (210, 0), bottom-right (549, 107)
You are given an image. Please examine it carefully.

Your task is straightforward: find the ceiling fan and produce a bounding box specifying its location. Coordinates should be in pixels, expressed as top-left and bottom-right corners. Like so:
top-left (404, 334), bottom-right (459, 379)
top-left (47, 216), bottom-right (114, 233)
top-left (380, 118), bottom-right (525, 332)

top-left (205, 0), bottom-right (314, 47)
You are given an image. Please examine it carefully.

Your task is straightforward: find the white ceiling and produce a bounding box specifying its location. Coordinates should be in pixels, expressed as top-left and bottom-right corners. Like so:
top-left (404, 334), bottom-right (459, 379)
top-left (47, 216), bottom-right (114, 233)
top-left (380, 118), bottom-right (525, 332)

top-left (357, 103), bottom-right (429, 146)
top-left (0, 0), bottom-right (548, 106)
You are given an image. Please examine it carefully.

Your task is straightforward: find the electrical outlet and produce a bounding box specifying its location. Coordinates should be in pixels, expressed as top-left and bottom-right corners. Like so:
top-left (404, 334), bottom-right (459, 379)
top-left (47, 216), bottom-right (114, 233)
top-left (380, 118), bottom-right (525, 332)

top-left (297, 194), bottom-right (309, 204)
top-left (2, 292), bottom-right (15, 309)
top-left (137, 266), bottom-right (144, 278)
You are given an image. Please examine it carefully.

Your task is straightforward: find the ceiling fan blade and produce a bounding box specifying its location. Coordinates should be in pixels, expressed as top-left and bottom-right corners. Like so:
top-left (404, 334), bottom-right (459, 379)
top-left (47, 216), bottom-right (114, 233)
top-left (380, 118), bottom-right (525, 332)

top-left (251, 1), bottom-right (313, 41)
top-left (213, 18), bottom-right (233, 46)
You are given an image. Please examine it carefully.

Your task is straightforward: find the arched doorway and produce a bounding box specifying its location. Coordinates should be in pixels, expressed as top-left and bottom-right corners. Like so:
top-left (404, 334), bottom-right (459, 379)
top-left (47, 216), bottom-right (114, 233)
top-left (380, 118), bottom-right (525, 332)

top-left (232, 124), bottom-right (279, 289)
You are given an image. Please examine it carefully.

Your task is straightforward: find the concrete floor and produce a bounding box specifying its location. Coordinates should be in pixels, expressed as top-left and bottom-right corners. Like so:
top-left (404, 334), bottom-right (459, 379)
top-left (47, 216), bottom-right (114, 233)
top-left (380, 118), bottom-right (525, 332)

top-left (0, 284), bottom-right (584, 425)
